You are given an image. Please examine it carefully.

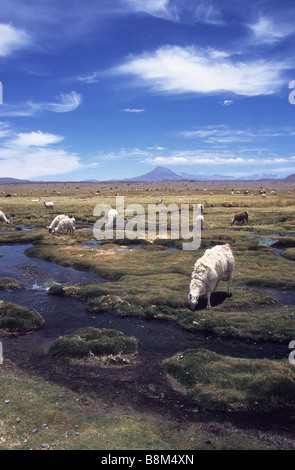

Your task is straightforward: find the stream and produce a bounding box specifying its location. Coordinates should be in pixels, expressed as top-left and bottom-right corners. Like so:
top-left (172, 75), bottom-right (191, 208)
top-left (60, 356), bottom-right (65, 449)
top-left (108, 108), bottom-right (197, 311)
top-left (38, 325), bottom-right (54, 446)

top-left (0, 244), bottom-right (293, 422)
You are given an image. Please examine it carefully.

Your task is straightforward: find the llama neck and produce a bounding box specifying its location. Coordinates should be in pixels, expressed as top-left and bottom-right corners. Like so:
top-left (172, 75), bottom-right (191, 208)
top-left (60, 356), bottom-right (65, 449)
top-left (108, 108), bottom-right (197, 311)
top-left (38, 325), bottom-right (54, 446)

top-left (190, 278), bottom-right (205, 296)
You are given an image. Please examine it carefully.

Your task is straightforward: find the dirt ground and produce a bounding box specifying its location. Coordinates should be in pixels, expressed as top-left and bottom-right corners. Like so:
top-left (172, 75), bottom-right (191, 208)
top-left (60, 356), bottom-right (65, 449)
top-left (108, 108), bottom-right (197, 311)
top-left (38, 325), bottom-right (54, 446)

top-left (0, 179), bottom-right (295, 192)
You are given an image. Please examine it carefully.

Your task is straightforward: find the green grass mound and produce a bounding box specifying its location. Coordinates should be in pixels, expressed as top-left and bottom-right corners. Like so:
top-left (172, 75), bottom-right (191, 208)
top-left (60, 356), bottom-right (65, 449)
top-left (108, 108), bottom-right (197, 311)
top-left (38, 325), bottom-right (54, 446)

top-left (190, 305), bottom-right (295, 342)
top-left (280, 247), bottom-right (295, 261)
top-left (0, 277), bottom-right (22, 290)
top-left (0, 231), bottom-right (44, 245)
top-left (163, 349), bottom-right (295, 412)
top-left (86, 295), bottom-right (141, 316)
top-left (47, 327), bottom-right (138, 361)
top-left (0, 301), bottom-right (45, 335)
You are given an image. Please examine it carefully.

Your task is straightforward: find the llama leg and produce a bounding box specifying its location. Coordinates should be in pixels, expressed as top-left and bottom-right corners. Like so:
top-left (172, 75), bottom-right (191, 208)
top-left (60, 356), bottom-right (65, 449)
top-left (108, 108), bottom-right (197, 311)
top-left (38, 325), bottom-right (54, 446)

top-left (227, 271), bottom-right (233, 295)
top-left (206, 292), bottom-right (211, 308)
top-left (212, 281), bottom-right (219, 293)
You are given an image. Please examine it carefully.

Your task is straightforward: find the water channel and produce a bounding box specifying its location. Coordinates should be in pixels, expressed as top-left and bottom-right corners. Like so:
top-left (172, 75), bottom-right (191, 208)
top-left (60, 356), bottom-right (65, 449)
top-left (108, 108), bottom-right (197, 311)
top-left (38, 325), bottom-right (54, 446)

top-left (0, 243), bottom-right (293, 419)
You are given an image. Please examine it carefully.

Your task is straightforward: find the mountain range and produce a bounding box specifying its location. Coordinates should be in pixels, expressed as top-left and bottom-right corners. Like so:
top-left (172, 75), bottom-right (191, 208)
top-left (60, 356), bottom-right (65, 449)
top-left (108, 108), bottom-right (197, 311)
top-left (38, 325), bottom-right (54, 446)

top-left (1, 167), bottom-right (295, 183)
top-left (0, 177), bottom-right (30, 182)
top-left (124, 166), bottom-right (294, 182)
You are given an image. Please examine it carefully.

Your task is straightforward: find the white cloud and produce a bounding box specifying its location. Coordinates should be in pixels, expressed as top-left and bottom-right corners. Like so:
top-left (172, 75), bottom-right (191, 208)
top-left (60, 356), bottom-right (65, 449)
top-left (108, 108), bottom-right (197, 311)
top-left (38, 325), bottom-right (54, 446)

top-left (11, 131), bottom-right (64, 147)
top-left (42, 91), bottom-right (82, 113)
top-left (0, 23), bottom-right (31, 56)
top-left (221, 99), bottom-right (233, 106)
top-left (193, 2), bottom-right (223, 25)
top-left (120, 0), bottom-right (225, 24)
top-left (120, 0), bottom-right (173, 19)
top-left (142, 155), bottom-right (249, 165)
top-left (0, 91), bottom-right (82, 117)
top-left (147, 145), bottom-right (165, 150)
top-left (248, 17), bottom-right (294, 44)
top-left (113, 45), bottom-right (289, 96)
top-left (141, 153), bottom-right (290, 167)
top-left (0, 126), bottom-right (81, 179)
top-left (0, 147), bottom-right (81, 179)
top-left (77, 72), bottom-right (99, 83)
top-left (179, 125), bottom-right (295, 144)
top-left (121, 108), bottom-right (145, 113)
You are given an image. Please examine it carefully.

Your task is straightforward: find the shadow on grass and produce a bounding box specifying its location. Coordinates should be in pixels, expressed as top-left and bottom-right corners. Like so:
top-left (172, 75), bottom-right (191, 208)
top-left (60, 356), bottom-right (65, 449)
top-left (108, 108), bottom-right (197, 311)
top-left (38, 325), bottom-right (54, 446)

top-left (194, 291), bottom-right (231, 310)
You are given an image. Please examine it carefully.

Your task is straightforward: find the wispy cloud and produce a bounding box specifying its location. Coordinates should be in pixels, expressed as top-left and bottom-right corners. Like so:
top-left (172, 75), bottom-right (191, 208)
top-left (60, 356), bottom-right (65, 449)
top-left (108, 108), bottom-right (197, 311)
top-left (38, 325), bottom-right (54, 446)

top-left (77, 72), bottom-right (100, 83)
top-left (220, 99), bottom-right (233, 106)
top-left (112, 45), bottom-right (289, 96)
top-left (120, 0), bottom-right (174, 20)
top-left (0, 23), bottom-right (31, 56)
top-left (247, 16), bottom-right (295, 44)
top-left (141, 152), bottom-right (289, 167)
top-left (121, 0), bottom-right (225, 24)
top-left (0, 91), bottom-right (82, 117)
top-left (193, 1), bottom-right (223, 25)
top-left (147, 145), bottom-right (165, 150)
top-left (91, 142), bottom-right (294, 172)
top-left (121, 108), bottom-right (145, 113)
top-left (179, 125), bottom-right (295, 143)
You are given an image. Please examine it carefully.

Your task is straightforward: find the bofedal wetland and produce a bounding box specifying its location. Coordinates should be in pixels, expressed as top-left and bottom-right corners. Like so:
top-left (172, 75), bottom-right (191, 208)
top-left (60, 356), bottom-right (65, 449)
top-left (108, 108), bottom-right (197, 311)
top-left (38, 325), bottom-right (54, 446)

top-left (0, 180), bottom-right (295, 450)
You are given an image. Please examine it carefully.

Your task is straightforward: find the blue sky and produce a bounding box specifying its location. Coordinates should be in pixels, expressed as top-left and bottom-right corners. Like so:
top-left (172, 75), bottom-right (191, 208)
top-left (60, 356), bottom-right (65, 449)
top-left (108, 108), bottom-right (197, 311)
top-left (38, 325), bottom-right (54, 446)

top-left (0, 0), bottom-right (295, 181)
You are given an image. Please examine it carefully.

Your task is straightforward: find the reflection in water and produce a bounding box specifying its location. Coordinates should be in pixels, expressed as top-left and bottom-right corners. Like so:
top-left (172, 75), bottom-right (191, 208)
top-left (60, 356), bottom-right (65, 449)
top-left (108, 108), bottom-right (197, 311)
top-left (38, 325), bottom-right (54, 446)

top-left (0, 244), bottom-right (99, 290)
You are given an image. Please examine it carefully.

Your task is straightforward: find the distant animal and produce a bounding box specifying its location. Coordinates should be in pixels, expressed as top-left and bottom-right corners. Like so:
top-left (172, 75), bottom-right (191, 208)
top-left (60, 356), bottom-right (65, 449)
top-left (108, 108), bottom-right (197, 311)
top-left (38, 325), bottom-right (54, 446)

top-left (188, 244), bottom-right (234, 310)
top-left (261, 193), bottom-right (267, 198)
top-left (0, 211), bottom-right (9, 224)
top-left (31, 197), bottom-right (41, 202)
top-left (230, 211), bottom-right (248, 225)
top-left (196, 214), bottom-right (204, 230)
top-left (106, 209), bottom-right (118, 230)
top-left (44, 201), bottom-right (54, 209)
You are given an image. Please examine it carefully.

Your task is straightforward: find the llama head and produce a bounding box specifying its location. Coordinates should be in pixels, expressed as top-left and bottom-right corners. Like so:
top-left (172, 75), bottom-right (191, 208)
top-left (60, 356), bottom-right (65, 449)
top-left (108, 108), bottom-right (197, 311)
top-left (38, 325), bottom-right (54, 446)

top-left (188, 292), bottom-right (199, 311)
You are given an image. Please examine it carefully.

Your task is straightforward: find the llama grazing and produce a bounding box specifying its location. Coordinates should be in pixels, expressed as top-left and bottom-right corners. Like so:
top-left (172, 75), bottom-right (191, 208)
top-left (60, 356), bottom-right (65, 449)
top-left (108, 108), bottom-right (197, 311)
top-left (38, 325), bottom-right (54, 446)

top-left (47, 214), bottom-right (67, 233)
top-left (196, 214), bottom-right (204, 230)
top-left (230, 211), bottom-right (248, 225)
top-left (51, 216), bottom-right (75, 235)
top-left (188, 244), bottom-right (234, 310)
top-left (106, 209), bottom-right (118, 230)
top-left (44, 201), bottom-right (54, 210)
top-left (0, 211), bottom-right (9, 224)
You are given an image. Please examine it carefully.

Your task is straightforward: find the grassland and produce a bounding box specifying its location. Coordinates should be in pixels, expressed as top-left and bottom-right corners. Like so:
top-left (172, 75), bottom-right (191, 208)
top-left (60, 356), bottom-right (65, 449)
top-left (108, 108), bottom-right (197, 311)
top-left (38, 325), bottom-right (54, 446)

top-left (0, 181), bottom-right (295, 450)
